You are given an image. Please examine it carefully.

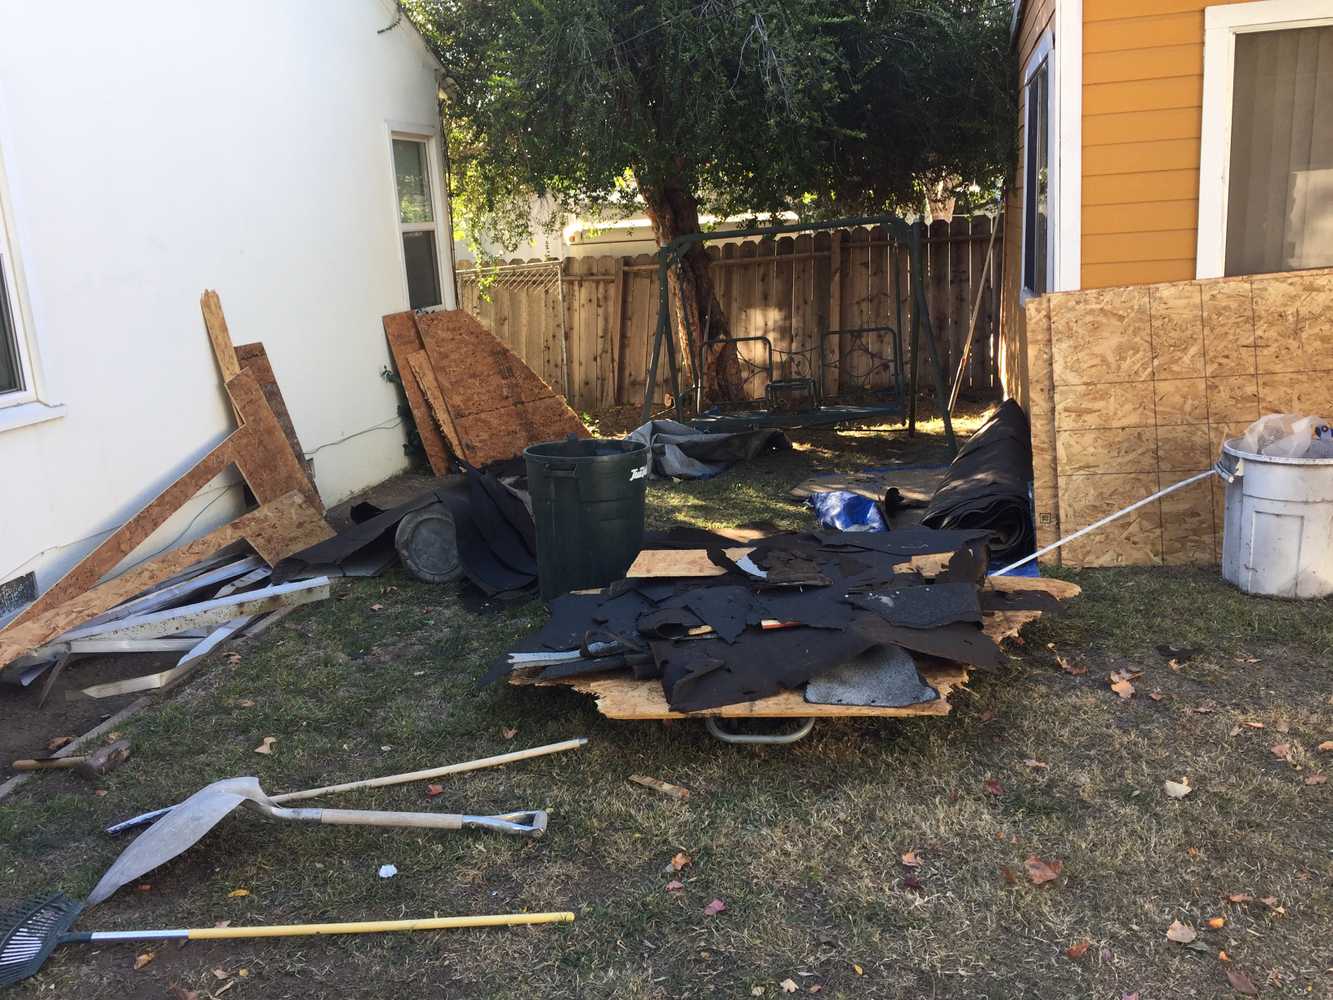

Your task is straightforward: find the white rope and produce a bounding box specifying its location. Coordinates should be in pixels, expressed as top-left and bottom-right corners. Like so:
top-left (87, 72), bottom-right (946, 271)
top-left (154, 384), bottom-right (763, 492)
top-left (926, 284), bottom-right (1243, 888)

top-left (991, 468), bottom-right (1219, 577)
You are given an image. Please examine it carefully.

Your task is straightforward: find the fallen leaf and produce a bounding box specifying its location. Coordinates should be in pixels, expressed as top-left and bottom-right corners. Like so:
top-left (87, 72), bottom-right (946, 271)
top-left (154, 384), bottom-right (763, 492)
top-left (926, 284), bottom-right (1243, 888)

top-left (1193, 701), bottom-right (1217, 714)
top-left (1317, 740), bottom-right (1333, 752)
top-left (237, 968), bottom-right (249, 977)
top-left (1186, 846), bottom-right (1200, 858)
top-left (94, 788), bottom-right (108, 797)
top-left (665, 880), bottom-right (685, 892)
top-left (1207, 917), bottom-right (1226, 929)
top-left (1122, 994), bottom-right (1140, 1000)
top-left (900, 850), bottom-right (923, 867)
top-left (1270, 743), bottom-right (1292, 762)
top-left (1166, 920), bottom-right (1197, 944)
top-left (852, 964), bottom-right (864, 976)
top-left (703, 898), bottom-right (726, 916)
top-left (369, 603), bottom-right (384, 612)
top-left (227, 888), bottom-right (250, 898)
top-left (1023, 758), bottom-right (1049, 769)
top-left (1225, 968), bottom-right (1258, 996)
top-left (1024, 856), bottom-right (1062, 885)
top-left (47, 735), bottom-right (74, 751)
top-left (1057, 656), bottom-right (1086, 676)
top-left (1064, 940), bottom-right (1090, 960)
top-left (134, 952), bottom-right (155, 970)
top-left (1302, 771), bottom-right (1326, 785)
top-left (213, 920), bottom-right (231, 928)
top-left (1149, 691), bottom-right (1164, 701)
top-left (1229, 725), bottom-right (1244, 737)
top-left (672, 851), bottom-right (692, 871)
top-left (253, 737), bottom-right (276, 755)
top-left (426, 783), bottom-right (444, 797)
top-left (135, 884), bottom-right (152, 893)
top-left (1110, 678), bottom-right (1135, 700)
top-left (780, 979), bottom-right (798, 994)
top-left (1260, 896), bottom-right (1285, 915)
top-left (750, 987), bottom-right (764, 997)
top-left (983, 778), bottom-right (1003, 796)
top-left (1226, 893), bottom-right (1254, 904)
top-left (1218, 950), bottom-right (1230, 961)
top-left (1000, 865), bottom-right (1018, 886)
top-left (1169, 658), bottom-right (1183, 671)
top-left (1163, 778), bottom-right (1193, 799)
top-left (223, 652), bottom-right (242, 665)
top-left (501, 726), bottom-right (518, 740)
top-left (212, 968), bottom-right (230, 980)
top-left (1110, 668), bottom-right (1141, 682)
top-left (809, 986), bottom-right (823, 993)
top-left (1243, 721), bottom-right (1265, 729)
top-left (235, 698), bottom-right (256, 708)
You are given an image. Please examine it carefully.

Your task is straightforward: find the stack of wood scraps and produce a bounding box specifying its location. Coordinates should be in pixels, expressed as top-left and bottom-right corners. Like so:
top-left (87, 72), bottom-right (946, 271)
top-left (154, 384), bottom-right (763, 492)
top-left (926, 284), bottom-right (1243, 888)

top-left (0, 291), bottom-right (334, 705)
top-left (384, 308), bottom-right (588, 472)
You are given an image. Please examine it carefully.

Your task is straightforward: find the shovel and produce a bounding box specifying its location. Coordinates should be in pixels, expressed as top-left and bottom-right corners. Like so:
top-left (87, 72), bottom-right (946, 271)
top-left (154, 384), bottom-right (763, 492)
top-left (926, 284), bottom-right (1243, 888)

top-left (88, 777), bottom-right (547, 906)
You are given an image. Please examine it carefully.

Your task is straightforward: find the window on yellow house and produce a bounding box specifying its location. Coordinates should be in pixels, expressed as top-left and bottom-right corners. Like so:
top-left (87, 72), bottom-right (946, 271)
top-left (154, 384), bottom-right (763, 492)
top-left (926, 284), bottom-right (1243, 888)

top-left (1223, 25), bottom-right (1333, 275)
top-left (1022, 54), bottom-right (1050, 295)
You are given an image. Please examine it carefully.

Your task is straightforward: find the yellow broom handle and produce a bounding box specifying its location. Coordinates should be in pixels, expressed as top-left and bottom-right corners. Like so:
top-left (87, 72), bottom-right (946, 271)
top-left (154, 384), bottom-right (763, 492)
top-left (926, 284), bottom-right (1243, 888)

top-left (187, 911), bottom-right (574, 939)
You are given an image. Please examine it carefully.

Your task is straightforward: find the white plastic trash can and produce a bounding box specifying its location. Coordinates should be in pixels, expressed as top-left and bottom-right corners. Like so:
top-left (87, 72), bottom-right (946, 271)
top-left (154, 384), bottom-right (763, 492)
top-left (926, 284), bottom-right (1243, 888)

top-left (1218, 440), bottom-right (1333, 598)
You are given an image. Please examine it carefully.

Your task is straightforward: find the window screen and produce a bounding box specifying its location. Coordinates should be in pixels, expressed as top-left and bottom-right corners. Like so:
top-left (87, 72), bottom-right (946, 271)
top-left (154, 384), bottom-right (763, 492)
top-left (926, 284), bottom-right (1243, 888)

top-left (1225, 25), bottom-right (1333, 276)
top-left (1023, 60), bottom-right (1050, 295)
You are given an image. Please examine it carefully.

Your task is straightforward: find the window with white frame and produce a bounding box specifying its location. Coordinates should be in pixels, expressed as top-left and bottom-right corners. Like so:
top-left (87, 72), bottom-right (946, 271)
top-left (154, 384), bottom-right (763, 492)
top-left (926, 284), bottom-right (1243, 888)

top-left (0, 202), bottom-right (31, 402)
top-left (1022, 45), bottom-right (1051, 296)
top-left (391, 136), bottom-right (444, 310)
top-left (1199, 1), bottom-right (1333, 278)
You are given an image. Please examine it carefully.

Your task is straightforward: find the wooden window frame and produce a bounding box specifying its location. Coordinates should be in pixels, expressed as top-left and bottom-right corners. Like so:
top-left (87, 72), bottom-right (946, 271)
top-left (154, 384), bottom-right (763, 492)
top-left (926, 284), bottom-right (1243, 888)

top-left (1197, 0), bottom-right (1333, 279)
top-left (0, 155), bottom-right (36, 409)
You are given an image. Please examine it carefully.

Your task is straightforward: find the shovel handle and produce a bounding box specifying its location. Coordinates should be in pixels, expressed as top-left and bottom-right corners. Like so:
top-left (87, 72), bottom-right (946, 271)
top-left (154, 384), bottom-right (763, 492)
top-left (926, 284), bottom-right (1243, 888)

top-left (13, 757), bottom-right (82, 771)
top-left (279, 806), bottom-right (466, 830)
top-left (85, 911), bottom-right (575, 943)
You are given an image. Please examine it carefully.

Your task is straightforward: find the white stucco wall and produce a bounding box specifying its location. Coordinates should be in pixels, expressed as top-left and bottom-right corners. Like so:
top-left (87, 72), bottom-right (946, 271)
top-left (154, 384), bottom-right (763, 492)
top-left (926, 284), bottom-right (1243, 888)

top-left (0, 0), bottom-right (454, 597)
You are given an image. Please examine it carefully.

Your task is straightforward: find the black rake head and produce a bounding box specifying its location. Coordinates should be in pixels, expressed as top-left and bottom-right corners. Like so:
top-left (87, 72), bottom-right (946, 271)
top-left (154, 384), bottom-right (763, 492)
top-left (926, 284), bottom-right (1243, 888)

top-left (0, 893), bottom-right (83, 987)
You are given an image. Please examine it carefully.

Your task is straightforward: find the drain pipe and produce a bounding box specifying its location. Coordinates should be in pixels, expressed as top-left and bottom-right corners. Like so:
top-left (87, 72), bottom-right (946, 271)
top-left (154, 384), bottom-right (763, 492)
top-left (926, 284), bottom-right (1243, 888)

top-left (991, 469), bottom-right (1218, 577)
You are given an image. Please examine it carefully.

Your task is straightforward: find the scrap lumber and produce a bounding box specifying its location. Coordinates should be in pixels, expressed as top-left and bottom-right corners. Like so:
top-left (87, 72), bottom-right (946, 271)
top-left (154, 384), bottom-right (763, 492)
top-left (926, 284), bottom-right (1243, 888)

top-left (405, 349), bottom-right (465, 459)
top-left (234, 342), bottom-right (316, 485)
top-left (626, 548), bottom-right (755, 578)
top-left (78, 613), bottom-right (257, 699)
top-left (382, 311), bottom-right (453, 475)
top-left (413, 309), bottom-right (588, 466)
top-left (0, 491), bottom-right (331, 667)
top-left (628, 774), bottom-right (691, 800)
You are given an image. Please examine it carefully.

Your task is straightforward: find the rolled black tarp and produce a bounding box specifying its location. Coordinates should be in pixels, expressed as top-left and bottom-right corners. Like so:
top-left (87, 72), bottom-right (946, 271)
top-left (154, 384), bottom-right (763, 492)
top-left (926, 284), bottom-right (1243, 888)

top-left (920, 400), bottom-right (1035, 565)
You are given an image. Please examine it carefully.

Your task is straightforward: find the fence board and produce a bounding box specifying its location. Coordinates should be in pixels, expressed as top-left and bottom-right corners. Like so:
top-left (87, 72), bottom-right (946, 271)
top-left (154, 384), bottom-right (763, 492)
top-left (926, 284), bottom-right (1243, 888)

top-left (455, 217), bottom-right (1003, 411)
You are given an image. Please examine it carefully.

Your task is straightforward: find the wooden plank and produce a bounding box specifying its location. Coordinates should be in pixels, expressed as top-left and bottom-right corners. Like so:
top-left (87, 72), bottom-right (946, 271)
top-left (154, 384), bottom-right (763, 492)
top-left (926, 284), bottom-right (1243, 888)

top-left (228, 370), bottom-right (323, 514)
top-left (825, 229), bottom-right (842, 397)
top-left (611, 257), bottom-right (628, 404)
top-left (0, 491), bottom-right (329, 666)
top-left (406, 350), bottom-right (465, 459)
top-left (789, 234), bottom-right (815, 383)
top-left (234, 342), bottom-right (316, 486)
top-left (382, 311), bottom-right (451, 476)
top-left (79, 615), bottom-right (260, 699)
top-left (625, 547), bottom-right (754, 578)
top-left (200, 289), bottom-right (240, 382)
top-left (63, 577), bottom-right (330, 642)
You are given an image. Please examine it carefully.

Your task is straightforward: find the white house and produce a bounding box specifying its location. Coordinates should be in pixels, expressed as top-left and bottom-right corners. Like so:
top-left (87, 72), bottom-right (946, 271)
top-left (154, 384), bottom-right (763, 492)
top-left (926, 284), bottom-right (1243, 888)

top-left (0, 0), bottom-right (456, 609)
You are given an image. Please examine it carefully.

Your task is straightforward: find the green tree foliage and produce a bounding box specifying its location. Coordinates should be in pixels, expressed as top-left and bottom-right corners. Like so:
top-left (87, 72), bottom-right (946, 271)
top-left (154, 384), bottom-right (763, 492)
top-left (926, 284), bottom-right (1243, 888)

top-left (407, 0), bottom-right (1013, 388)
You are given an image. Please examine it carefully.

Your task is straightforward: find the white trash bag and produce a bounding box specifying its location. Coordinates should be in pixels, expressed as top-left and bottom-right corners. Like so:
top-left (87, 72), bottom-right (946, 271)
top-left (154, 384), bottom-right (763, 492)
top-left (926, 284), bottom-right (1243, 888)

top-left (1236, 413), bottom-right (1333, 459)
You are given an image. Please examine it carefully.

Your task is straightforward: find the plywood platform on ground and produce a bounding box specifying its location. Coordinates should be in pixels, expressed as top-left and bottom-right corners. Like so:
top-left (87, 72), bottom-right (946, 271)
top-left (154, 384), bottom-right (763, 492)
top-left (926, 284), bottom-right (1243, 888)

top-left (1024, 267), bottom-right (1333, 567)
top-left (511, 577), bottom-right (1079, 721)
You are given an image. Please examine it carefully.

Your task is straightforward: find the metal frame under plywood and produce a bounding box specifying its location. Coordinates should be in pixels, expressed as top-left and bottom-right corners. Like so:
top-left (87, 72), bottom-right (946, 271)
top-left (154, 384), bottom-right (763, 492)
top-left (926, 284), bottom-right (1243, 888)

top-left (1024, 266), bottom-right (1333, 567)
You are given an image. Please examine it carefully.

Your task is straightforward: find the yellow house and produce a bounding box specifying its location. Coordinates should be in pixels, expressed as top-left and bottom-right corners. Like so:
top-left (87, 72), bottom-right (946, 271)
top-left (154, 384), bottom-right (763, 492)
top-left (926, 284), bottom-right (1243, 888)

top-left (1000, 0), bottom-right (1333, 567)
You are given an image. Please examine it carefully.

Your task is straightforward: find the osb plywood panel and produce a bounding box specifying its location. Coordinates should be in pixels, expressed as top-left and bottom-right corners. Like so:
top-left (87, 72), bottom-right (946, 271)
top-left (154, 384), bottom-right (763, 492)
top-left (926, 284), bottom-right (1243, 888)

top-left (235, 343), bottom-right (315, 485)
top-left (1050, 284), bottom-right (1152, 385)
top-left (450, 395), bottom-right (590, 467)
top-left (405, 350), bottom-right (465, 460)
top-left (1026, 266), bottom-right (1333, 568)
top-left (382, 311), bottom-right (452, 476)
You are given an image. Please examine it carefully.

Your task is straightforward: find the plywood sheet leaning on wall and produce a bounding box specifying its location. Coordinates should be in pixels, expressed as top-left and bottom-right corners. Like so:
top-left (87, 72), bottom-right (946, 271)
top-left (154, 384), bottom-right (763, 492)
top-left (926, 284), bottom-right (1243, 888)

top-left (415, 308), bottom-right (588, 466)
top-left (1024, 266), bottom-right (1333, 568)
top-left (234, 342), bottom-right (315, 485)
top-left (382, 311), bottom-right (453, 476)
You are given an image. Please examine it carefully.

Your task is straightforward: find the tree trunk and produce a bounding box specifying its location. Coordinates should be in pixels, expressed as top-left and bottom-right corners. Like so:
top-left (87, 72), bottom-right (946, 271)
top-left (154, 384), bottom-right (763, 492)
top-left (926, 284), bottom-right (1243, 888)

top-left (636, 176), bottom-right (744, 404)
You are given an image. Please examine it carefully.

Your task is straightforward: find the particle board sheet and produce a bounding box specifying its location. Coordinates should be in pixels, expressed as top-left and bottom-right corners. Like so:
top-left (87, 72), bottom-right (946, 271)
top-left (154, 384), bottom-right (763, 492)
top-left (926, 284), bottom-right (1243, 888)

top-left (1025, 266), bottom-right (1333, 567)
top-left (512, 577), bottom-right (1079, 720)
top-left (415, 308), bottom-right (587, 465)
top-left (405, 350), bottom-right (465, 459)
top-left (234, 342), bottom-right (315, 485)
top-left (382, 311), bottom-right (453, 476)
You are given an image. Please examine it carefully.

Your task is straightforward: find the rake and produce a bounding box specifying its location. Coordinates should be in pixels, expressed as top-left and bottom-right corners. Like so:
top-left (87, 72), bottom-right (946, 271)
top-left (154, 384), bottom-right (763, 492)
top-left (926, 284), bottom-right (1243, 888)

top-left (0, 892), bottom-right (572, 987)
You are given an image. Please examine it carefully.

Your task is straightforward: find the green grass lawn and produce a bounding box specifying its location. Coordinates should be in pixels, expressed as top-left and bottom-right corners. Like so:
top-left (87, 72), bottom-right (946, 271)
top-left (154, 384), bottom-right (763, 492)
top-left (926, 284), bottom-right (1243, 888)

top-left (1, 414), bottom-right (1329, 1000)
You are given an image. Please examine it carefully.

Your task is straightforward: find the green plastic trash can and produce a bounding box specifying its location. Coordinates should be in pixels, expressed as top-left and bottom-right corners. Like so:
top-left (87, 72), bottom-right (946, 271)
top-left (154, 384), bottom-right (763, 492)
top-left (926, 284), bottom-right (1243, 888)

top-left (524, 438), bottom-right (650, 600)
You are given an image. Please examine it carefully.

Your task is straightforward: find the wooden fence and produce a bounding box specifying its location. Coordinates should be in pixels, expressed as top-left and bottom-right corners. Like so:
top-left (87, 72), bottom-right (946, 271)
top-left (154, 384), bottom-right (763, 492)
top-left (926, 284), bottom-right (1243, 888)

top-left (457, 216), bottom-right (1002, 412)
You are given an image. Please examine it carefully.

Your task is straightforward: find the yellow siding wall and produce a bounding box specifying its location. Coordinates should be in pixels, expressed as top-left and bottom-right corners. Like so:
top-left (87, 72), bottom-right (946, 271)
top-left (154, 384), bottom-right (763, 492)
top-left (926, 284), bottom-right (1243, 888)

top-left (999, 0), bottom-right (1055, 409)
top-left (1081, 0), bottom-right (1252, 288)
